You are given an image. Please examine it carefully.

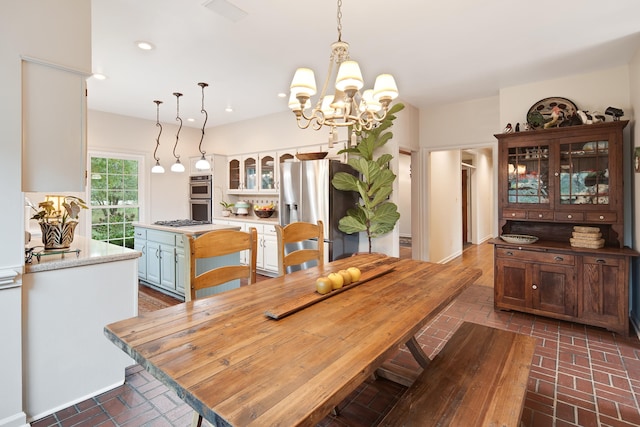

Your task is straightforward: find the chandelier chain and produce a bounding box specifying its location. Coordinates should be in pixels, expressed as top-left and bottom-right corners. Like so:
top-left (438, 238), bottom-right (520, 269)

top-left (336, 0), bottom-right (342, 41)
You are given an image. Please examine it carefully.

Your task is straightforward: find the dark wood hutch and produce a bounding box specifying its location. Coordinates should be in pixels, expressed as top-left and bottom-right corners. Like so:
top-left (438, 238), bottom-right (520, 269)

top-left (492, 120), bottom-right (637, 335)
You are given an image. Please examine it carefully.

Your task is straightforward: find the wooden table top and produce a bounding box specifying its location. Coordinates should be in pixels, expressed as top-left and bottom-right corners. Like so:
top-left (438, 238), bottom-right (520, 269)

top-left (105, 254), bottom-right (482, 427)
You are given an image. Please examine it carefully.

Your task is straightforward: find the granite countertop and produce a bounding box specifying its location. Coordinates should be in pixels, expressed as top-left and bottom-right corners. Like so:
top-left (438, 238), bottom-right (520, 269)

top-left (25, 236), bottom-right (141, 274)
top-left (135, 223), bottom-right (242, 235)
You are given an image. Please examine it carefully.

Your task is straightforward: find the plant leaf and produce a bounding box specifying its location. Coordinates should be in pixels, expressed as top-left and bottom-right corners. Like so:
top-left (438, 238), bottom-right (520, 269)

top-left (331, 172), bottom-right (360, 192)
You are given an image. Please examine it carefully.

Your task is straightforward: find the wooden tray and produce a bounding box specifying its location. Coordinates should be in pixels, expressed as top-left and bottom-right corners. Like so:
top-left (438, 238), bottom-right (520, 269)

top-left (296, 152), bottom-right (328, 160)
top-left (265, 265), bottom-right (394, 320)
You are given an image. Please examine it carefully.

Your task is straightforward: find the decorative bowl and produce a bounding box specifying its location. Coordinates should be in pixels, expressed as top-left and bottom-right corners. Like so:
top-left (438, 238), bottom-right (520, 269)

top-left (254, 209), bottom-right (275, 219)
top-left (500, 234), bottom-right (538, 244)
top-left (296, 152), bottom-right (328, 160)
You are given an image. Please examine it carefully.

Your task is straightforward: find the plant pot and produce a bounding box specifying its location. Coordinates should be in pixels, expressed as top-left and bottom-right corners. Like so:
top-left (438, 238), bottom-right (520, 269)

top-left (222, 210), bottom-right (231, 217)
top-left (39, 221), bottom-right (78, 250)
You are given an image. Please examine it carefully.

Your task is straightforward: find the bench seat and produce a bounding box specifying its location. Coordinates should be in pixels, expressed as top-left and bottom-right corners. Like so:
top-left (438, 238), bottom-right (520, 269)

top-left (379, 322), bottom-right (536, 426)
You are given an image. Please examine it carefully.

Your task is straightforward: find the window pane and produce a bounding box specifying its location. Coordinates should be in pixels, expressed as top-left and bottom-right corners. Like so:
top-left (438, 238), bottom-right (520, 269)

top-left (89, 154), bottom-right (140, 249)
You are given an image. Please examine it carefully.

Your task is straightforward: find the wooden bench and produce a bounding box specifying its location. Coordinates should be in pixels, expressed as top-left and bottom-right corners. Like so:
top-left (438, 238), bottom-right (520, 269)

top-left (378, 322), bottom-right (536, 426)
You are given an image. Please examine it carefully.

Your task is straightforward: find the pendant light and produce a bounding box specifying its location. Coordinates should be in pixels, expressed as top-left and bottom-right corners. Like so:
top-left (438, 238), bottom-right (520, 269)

top-left (151, 100), bottom-right (165, 174)
top-left (170, 92), bottom-right (185, 173)
top-left (195, 82), bottom-right (211, 171)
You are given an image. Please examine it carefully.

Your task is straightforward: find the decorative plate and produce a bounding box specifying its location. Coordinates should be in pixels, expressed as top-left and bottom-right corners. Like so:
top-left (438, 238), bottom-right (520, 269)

top-left (527, 97), bottom-right (578, 129)
top-left (500, 234), bottom-right (539, 244)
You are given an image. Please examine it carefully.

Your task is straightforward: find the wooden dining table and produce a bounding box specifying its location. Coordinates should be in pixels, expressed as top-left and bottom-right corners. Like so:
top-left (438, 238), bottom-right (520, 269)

top-left (104, 253), bottom-right (482, 427)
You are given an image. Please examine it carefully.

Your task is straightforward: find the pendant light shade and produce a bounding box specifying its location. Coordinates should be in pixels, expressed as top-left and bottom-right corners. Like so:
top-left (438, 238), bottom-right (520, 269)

top-left (170, 159), bottom-right (185, 173)
top-left (151, 100), bottom-right (165, 174)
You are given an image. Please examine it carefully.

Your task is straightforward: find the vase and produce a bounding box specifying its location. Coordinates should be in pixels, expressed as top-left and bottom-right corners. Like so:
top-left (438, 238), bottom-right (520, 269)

top-left (39, 221), bottom-right (78, 250)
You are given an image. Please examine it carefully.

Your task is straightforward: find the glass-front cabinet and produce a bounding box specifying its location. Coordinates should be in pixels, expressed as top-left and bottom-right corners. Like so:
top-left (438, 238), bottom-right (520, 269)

top-left (498, 121), bottom-right (624, 244)
top-left (493, 120), bottom-right (635, 336)
top-left (227, 151), bottom-right (296, 194)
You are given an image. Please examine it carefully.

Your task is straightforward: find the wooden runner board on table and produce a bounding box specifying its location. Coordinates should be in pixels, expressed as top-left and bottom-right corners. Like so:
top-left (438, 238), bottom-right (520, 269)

top-left (265, 265), bottom-right (395, 319)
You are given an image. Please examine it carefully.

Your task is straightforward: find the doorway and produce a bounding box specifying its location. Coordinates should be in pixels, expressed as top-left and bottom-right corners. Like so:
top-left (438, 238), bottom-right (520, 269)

top-left (398, 150), bottom-right (412, 259)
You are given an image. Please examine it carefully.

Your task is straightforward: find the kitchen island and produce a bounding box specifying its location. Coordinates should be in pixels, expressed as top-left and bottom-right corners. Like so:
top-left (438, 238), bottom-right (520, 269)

top-left (134, 222), bottom-right (242, 300)
top-left (22, 236), bottom-right (140, 422)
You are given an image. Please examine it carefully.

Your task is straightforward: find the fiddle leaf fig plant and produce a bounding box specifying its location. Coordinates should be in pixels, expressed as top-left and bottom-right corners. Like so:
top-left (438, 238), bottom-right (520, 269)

top-left (331, 103), bottom-right (404, 253)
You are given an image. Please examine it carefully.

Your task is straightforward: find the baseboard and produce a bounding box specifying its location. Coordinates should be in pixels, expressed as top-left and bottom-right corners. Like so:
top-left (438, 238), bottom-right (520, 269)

top-left (438, 249), bottom-right (463, 264)
top-left (0, 412), bottom-right (28, 427)
top-left (26, 380), bottom-right (124, 423)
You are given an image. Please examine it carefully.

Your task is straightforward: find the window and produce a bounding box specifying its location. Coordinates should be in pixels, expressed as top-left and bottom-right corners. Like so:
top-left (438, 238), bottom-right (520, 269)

top-left (89, 154), bottom-right (143, 248)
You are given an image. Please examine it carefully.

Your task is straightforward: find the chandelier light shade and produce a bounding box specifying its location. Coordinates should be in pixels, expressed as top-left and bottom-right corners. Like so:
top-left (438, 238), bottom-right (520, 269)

top-left (195, 82), bottom-right (211, 171)
top-left (288, 0), bottom-right (399, 145)
top-left (151, 100), bottom-right (165, 174)
top-left (171, 92), bottom-right (185, 173)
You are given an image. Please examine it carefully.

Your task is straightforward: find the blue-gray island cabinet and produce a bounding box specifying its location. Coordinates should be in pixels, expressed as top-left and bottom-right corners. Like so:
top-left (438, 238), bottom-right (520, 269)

top-left (134, 223), bottom-right (242, 300)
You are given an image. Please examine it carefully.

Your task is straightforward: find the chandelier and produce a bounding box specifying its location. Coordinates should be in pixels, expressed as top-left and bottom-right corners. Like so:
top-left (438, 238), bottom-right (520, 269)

top-left (288, 0), bottom-right (399, 145)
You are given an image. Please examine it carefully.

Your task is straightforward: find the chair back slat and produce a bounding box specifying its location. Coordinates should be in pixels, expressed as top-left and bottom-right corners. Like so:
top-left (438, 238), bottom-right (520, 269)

top-left (275, 221), bottom-right (324, 276)
top-left (189, 227), bottom-right (258, 301)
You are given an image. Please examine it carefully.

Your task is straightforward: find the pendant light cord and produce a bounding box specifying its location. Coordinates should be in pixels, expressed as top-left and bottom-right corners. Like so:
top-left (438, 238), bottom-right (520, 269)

top-left (153, 100), bottom-right (163, 162)
top-left (336, 0), bottom-right (342, 42)
top-left (197, 82), bottom-right (209, 156)
top-left (172, 92), bottom-right (183, 160)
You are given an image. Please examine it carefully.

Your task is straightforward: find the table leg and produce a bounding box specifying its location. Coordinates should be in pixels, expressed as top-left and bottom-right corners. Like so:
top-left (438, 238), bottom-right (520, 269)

top-left (405, 336), bottom-right (431, 368)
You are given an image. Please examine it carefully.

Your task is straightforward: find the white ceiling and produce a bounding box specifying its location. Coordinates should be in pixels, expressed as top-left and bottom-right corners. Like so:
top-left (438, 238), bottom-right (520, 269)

top-left (89, 0), bottom-right (640, 129)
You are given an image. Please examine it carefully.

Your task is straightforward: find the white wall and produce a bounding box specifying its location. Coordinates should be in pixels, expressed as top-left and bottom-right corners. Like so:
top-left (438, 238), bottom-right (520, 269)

top-left (0, 2), bottom-right (91, 426)
top-left (429, 150), bottom-right (462, 263)
top-left (472, 148), bottom-right (494, 244)
top-left (398, 153), bottom-right (412, 237)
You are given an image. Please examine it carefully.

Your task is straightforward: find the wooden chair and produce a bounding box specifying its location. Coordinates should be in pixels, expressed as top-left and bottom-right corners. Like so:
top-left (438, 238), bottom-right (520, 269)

top-left (189, 228), bottom-right (257, 427)
top-left (275, 220), bottom-right (324, 276)
top-left (189, 227), bottom-right (258, 302)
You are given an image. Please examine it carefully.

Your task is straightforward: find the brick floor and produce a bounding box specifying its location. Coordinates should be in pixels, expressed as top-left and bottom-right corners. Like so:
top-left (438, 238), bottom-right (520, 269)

top-left (32, 244), bottom-right (640, 426)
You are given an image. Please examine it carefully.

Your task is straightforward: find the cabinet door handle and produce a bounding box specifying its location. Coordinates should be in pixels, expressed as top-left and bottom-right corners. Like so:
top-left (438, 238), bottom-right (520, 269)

top-left (599, 215), bottom-right (605, 220)
top-left (567, 214), bottom-right (572, 219)
top-left (156, 248), bottom-right (160, 259)
top-left (511, 213), bottom-right (516, 217)
top-left (532, 284), bottom-right (538, 290)
top-left (538, 214), bottom-right (543, 218)
top-left (554, 172), bottom-right (559, 177)
top-left (142, 245), bottom-right (146, 255)
top-left (505, 251), bottom-right (514, 256)
top-left (554, 256), bottom-right (564, 262)
top-left (596, 259), bottom-right (606, 264)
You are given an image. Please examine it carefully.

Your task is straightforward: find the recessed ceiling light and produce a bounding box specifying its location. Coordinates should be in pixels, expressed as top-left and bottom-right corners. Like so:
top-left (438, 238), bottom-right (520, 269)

top-left (92, 73), bottom-right (107, 80)
top-left (277, 92), bottom-right (287, 98)
top-left (136, 41), bottom-right (155, 50)
top-left (225, 106), bottom-right (234, 113)
top-left (187, 118), bottom-right (195, 122)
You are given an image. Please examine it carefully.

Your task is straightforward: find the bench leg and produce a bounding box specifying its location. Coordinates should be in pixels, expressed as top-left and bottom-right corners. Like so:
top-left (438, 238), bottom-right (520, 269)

top-left (405, 336), bottom-right (431, 368)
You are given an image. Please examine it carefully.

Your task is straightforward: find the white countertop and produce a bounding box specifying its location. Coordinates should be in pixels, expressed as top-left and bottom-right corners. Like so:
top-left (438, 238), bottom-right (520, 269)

top-left (25, 236), bottom-right (141, 274)
top-left (135, 223), bottom-right (242, 235)
top-left (213, 216), bottom-right (279, 225)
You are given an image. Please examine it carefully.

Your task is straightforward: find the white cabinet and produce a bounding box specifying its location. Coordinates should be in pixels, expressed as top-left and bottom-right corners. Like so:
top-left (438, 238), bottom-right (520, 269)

top-left (134, 229), bottom-right (147, 280)
top-left (21, 57), bottom-right (90, 192)
top-left (189, 155), bottom-right (214, 175)
top-left (227, 151), bottom-right (296, 194)
top-left (247, 222), bottom-right (279, 274)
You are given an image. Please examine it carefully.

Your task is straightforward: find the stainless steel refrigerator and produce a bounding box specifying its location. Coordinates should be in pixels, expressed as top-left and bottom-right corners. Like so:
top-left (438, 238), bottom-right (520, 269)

top-left (279, 159), bottom-right (359, 270)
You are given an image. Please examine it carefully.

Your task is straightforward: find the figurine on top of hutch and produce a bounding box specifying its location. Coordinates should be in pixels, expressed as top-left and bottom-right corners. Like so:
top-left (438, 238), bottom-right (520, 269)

top-left (492, 118), bottom-right (637, 336)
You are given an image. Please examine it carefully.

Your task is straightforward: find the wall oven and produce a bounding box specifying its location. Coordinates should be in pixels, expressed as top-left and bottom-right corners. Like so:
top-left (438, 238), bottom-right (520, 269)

top-left (190, 175), bottom-right (212, 222)
top-left (190, 198), bottom-right (212, 222)
top-left (190, 175), bottom-right (212, 199)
